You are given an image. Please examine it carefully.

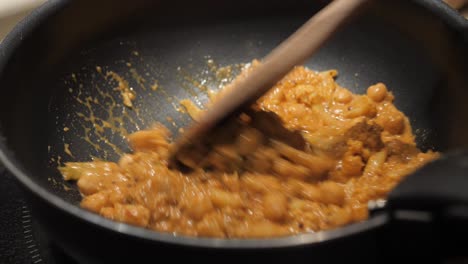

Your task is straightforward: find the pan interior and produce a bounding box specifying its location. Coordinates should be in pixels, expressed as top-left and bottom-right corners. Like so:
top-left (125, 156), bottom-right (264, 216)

top-left (0, 0), bottom-right (467, 233)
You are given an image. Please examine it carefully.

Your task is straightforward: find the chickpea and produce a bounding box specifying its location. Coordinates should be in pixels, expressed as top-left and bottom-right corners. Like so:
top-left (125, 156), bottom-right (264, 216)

top-left (81, 192), bottom-right (109, 212)
top-left (108, 190), bottom-right (126, 204)
top-left (319, 181), bottom-right (345, 206)
top-left (334, 88), bottom-right (353, 104)
top-left (113, 203), bottom-right (150, 227)
top-left (263, 193), bottom-right (288, 222)
top-left (327, 208), bottom-right (351, 227)
top-left (367, 83), bottom-right (388, 102)
top-left (184, 193), bottom-right (214, 221)
top-left (345, 96), bottom-right (376, 118)
top-left (342, 154), bottom-right (364, 177)
top-left (196, 214), bottom-right (224, 237)
top-left (77, 175), bottom-right (101, 195)
top-left (118, 154), bottom-right (134, 168)
top-left (383, 114), bottom-right (405, 135)
top-left (100, 207), bottom-right (115, 219)
top-left (210, 189), bottom-right (243, 208)
top-left (300, 183), bottom-right (322, 202)
top-left (350, 203), bottom-right (369, 221)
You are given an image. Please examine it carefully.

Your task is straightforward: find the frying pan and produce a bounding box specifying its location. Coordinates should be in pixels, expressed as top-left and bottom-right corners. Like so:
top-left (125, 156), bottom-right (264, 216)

top-left (0, 0), bottom-right (467, 263)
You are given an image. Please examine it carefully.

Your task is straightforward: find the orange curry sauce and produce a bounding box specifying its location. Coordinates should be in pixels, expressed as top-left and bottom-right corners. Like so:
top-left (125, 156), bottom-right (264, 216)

top-left (60, 64), bottom-right (438, 238)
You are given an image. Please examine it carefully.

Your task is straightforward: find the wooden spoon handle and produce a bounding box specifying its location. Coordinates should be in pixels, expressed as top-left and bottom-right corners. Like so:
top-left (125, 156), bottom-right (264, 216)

top-left (172, 0), bottom-right (370, 157)
top-left (444, 0), bottom-right (468, 10)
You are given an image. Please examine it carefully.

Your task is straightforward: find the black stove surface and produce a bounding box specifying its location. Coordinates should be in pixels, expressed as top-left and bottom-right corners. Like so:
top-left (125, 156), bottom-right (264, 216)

top-left (0, 165), bottom-right (77, 264)
top-left (2, 164), bottom-right (468, 264)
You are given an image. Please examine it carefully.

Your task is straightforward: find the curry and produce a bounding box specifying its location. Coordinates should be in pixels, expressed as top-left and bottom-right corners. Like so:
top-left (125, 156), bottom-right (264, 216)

top-left (60, 63), bottom-right (438, 238)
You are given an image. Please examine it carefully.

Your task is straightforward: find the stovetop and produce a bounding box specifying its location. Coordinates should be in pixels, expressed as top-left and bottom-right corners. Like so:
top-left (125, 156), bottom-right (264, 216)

top-left (0, 164), bottom-right (77, 264)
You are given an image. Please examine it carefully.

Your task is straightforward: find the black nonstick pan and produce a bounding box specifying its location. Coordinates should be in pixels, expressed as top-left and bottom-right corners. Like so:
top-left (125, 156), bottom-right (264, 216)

top-left (0, 0), bottom-right (467, 263)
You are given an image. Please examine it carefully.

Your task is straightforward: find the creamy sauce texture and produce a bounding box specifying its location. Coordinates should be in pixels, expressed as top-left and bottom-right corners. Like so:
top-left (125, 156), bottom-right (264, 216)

top-left (58, 61), bottom-right (438, 238)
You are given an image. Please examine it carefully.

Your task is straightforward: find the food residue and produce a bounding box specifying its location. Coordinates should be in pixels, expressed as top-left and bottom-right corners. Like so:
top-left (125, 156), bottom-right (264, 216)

top-left (179, 99), bottom-right (202, 121)
top-left (151, 82), bottom-right (159, 91)
top-left (106, 71), bottom-right (135, 108)
top-left (64, 143), bottom-right (73, 157)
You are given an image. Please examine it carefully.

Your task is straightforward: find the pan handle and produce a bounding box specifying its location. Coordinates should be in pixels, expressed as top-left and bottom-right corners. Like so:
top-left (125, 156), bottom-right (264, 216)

top-left (382, 150), bottom-right (468, 259)
top-left (388, 150), bottom-right (468, 210)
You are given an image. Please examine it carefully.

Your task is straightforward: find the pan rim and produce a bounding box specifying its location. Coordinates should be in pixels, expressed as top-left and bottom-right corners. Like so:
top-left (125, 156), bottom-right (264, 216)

top-left (0, 0), bottom-right (465, 248)
top-left (0, 145), bottom-right (389, 248)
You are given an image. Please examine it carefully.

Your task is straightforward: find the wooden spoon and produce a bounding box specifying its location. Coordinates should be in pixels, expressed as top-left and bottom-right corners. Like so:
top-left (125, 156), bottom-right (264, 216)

top-left (170, 0), bottom-right (370, 163)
